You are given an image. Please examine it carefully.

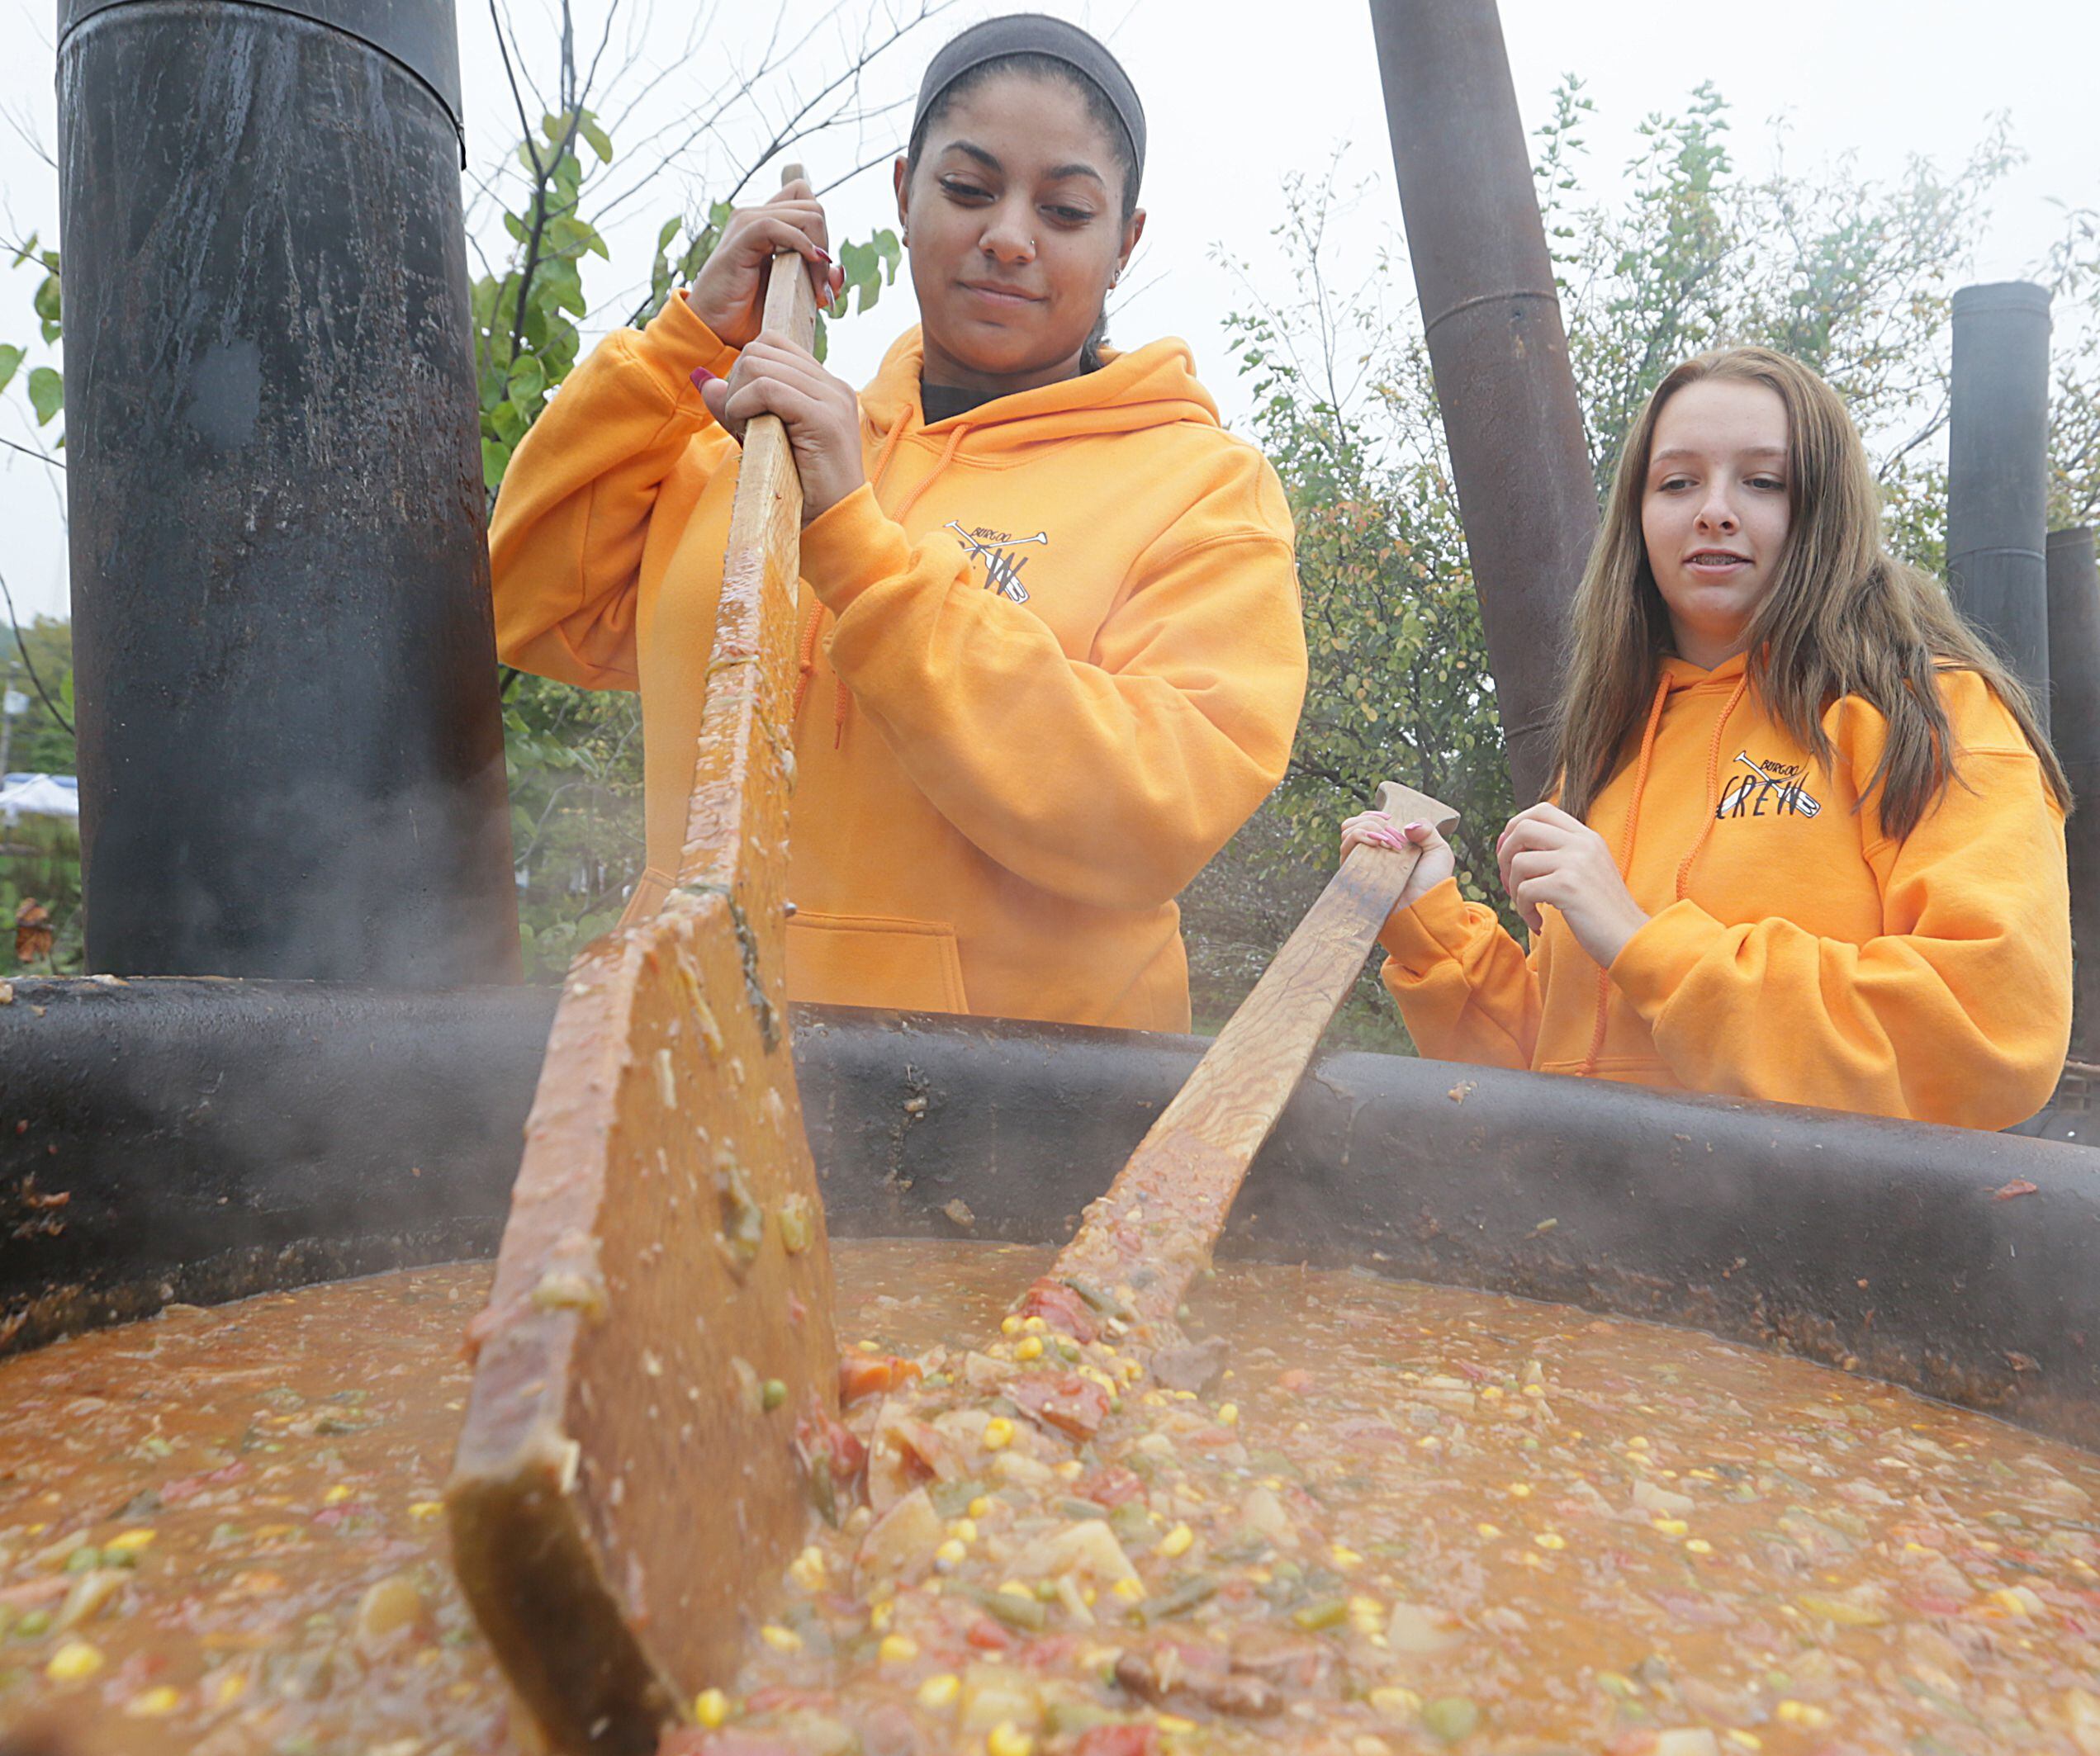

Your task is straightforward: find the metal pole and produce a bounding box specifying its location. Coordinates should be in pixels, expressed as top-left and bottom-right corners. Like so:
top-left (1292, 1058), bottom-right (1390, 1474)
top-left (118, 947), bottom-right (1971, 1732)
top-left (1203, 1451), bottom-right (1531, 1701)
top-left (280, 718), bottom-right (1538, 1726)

top-left (57, 0), bottom-right (519, 982)
top-left (2049, 527), bottom-right (2100, 1062)
top-left (1366, 0), bottom-right (1595, 804)
top-left (1948, 282), bottom-right (2053, 734)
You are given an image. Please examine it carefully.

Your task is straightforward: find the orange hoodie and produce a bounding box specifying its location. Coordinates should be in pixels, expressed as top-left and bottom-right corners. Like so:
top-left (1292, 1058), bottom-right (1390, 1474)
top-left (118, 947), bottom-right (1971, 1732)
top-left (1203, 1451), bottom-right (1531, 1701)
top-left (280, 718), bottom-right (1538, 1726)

top-left (490, 294), bottom-right (1306, 1029)
top-left (1379, 651), bottom-right (2070, 1129)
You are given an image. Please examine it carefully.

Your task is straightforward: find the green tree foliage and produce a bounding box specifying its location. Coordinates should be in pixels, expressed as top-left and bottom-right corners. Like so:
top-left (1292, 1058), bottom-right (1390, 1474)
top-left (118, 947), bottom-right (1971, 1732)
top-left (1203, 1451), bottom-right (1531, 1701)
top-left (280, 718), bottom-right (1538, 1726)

top-left (0, 616), bottom-right (78, 974)
top-left (1184, 88), bottom-right (2098, 1049)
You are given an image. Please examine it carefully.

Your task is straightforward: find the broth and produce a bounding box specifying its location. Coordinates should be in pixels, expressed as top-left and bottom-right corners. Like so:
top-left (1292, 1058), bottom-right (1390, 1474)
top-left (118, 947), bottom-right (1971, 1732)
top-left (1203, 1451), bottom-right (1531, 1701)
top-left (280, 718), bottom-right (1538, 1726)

top-left (2, 1244), bottom-right (2097, 1755)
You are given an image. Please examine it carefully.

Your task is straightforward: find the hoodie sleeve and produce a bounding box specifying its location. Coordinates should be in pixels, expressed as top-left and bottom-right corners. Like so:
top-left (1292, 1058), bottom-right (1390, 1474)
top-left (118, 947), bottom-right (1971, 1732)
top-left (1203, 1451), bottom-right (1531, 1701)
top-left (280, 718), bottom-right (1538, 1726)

top-left (1377, 878), bottom-right (1542, 1069)
top-left (486, 293), bottom-right (741, 689)
top-left (797, 454), bottom-right (1307, 913)
top-left (1608, 674), bottom-right (2070, 1129)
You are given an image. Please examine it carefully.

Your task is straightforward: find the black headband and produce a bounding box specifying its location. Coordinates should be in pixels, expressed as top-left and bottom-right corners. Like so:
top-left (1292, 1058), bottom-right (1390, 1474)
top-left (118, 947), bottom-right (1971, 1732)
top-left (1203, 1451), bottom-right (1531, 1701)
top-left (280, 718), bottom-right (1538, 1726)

top-left (912, 13), bottom-right (1145, 186)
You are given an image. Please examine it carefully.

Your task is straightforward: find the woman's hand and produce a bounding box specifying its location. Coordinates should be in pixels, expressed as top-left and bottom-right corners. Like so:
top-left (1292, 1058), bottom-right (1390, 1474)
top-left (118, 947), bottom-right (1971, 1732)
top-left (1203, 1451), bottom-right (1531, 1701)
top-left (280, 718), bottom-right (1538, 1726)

top-left (687, 179), bottom-right (846, 348)
top-left (1339, 811), bottom-right (1454, 913)
top-left (697, 335), bottom-right (866, 524)
top-left (1496, 802), bottom-right (1649, 967)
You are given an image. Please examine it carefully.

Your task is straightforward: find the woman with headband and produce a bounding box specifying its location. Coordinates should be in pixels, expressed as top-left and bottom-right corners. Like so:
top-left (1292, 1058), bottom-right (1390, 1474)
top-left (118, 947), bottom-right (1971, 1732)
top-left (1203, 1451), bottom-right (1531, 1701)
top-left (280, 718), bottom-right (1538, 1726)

top-left (489, 14), bottom-right (1307, 1029)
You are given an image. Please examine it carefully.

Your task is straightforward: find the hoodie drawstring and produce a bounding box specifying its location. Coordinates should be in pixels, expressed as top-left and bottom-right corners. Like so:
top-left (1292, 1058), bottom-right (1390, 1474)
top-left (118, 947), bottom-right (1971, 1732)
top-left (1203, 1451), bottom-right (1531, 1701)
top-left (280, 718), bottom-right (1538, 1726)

top-left (797, 419), bottom-right (973, 748)
top-left (1576, 668), bottom-right (1750, 1077)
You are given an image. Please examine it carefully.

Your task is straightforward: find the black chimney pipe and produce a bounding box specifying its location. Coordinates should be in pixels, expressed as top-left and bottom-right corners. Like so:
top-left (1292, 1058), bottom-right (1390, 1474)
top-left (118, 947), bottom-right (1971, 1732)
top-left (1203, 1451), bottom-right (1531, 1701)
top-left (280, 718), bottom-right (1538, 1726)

top-left (2049, 526), bottom-right (2100, 1063)
top-left (56, 0), bottom-right (519, 983)
top-left (1948, 282), bottom-right (2054, 736)
top-left (1366, 0), bottom-right (1595, 805)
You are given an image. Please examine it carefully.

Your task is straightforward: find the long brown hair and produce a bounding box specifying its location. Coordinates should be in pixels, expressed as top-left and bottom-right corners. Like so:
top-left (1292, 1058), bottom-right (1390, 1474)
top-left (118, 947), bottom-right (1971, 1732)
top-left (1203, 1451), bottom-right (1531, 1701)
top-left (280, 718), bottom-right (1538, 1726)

top-left (1552, 346), bottom-right (2069, 840)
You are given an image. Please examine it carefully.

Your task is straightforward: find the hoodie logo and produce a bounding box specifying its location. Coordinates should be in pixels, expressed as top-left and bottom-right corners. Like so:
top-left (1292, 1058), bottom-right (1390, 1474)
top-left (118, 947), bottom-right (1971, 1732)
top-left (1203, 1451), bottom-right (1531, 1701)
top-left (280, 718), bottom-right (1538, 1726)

top-left (946, 522), bottom-right (1044, 603)
top-left (1717, 752), bottom-right (1822, 819)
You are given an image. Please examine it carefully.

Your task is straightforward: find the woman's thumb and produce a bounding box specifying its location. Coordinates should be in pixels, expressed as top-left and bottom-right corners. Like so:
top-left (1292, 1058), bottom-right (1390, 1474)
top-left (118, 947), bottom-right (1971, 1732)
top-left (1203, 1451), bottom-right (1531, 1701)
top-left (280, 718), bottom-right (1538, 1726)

top-left (694, 368), bottom-right (739, 440)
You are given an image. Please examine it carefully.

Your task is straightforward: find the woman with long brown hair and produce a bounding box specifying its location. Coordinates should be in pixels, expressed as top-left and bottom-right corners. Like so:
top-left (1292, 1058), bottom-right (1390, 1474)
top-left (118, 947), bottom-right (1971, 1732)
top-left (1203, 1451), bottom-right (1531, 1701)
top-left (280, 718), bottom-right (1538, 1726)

top-left (1343, 346), bottom-right (2071, 1129)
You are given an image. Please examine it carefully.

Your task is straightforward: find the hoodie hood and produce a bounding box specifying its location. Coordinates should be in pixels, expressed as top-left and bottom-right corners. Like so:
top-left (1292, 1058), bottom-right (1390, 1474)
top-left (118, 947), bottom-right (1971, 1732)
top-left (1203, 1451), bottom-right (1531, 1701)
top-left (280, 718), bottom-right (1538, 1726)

top-left (856, 326), bottom-right (1221, 449)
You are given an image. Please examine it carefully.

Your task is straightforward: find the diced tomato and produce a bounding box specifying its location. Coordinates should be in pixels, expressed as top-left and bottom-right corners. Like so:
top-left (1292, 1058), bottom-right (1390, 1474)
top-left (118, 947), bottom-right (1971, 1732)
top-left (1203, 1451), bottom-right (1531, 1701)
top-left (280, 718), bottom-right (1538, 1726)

top-left (741, 1687), bottom-right (835, 1715)
top-left (795, 1408), bottom-right (869, 1519)
top-left (659, 1733), bottom-right (803, 1756)
top-left (1082, 1465), bottom-right (1146, 1508)
top-left (965, 1617), bottom-right (1014, 1652)
top-left (160, 1460), bottom-right (247, 1503)
top-left (1015, 1277), bottom-right (1099, 1343)
top-left (1014, 1632), bottom-right (1084, 1673)
top-left (1903, 1593), bottom-right (1970, 1616)
top-left (1009, 1371), bottom-right (1112, 1440)
top-left (839, 1352), bottom-right (922, 1407)
top-left (1073, 1727), bottom-right (1160, 1756)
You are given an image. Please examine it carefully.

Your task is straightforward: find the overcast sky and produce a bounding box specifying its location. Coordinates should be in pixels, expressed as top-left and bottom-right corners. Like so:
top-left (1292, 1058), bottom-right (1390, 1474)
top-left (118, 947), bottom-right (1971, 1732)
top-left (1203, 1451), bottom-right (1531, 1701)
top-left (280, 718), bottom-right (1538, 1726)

top-left (0, 0), bottom-right (2092, 627)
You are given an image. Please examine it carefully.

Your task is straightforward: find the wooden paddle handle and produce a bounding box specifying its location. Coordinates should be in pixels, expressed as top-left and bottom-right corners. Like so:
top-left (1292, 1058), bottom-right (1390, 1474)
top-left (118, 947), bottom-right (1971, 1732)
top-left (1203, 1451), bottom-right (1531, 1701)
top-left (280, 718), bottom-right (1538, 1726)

top-left (1046, 779), bottom-right (1459, 1338)
top-left (1373, 779), bottom-right (1460, 836)
top-left (731, 163), bottom-right (819, 542)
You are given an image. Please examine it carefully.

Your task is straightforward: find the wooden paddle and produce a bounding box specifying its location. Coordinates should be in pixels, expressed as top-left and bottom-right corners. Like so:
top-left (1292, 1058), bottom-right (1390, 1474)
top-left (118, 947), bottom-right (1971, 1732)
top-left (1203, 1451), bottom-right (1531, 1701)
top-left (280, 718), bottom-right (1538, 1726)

top-left (1023, 781), bottom-right (1459, 1350)
top-left (448, 167), bottom-right (836, 1756)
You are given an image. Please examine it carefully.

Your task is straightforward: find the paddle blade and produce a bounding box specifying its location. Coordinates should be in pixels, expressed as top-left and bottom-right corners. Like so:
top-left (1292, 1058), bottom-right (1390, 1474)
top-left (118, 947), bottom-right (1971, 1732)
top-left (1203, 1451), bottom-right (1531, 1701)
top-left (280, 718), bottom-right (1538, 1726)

top-left (447, 892), bottom-right (835, 1754)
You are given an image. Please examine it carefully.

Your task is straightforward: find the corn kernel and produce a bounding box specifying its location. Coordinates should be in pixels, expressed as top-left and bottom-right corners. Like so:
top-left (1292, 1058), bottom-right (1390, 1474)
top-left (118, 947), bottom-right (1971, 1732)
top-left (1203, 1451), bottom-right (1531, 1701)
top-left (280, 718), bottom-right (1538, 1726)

top-left (124, 1686), bottom-right (181, 1717)
top-left (918, 1673), bottom-right (962, 1711)
top-left (1368, 1686), bottom-right (1422, 1716)
top-left (758, 1624), bottom-right (803, 1653)
top-left (1523, 1384), bottom-right (1546, 1397)
top-left (45, 1641), bottom-right (104, 1682)
top-left (982, 1418), bottom-right (1016, 1452)
top-left (1330, 1545), bottom-right (1363, 1568)
top-left (1534, 1532), bottom-right (1567, 1551)
top-left (789, 1545), bottom-right (827, 1591)
top-left (856, 1338), bottom-right (881, 1353)
top-left (879, 1634), bottom-right (919, 1663)
top-left (104, 1528), bottom-right (158, 1553)
top-left (1652, 1518), bottom-right (1690, 1538)
top-left (936, 1539), bottom-right (968, 1569)
top-left (694, 1687), bottom-right (730, 1729)
top-left (1775, 1701), bottom-right (1831, 1730)
top-left (207, 1672), bottom-right (249, 1708)
top-left (1477, 1522), bottom-right (1502, 1539)
top-left (1158, 1522), bottom-right (1195, 1560)
top-left (1480, 1385), bottom-right (1504, 1400)
top-left (1217, 1403), bottom-right (1240, 1425)
top-left (1014, 1336), bottom-right (1045, 1362)
top-left (1001, 1315), bottom-right (1022, 1335)
top-left (1627, 1437), bottom-right (1649, 1451)
top-left (408, 1500), bottom-right (445, 1521)
top-left (987, 1723), bottom-right (1034, 1756)
top-left (1054, 1460), bottom-right (1083, 1481)
top-left (949, 1518), bottom-right (979, 1544)
top-left (1022, 1317), bottom-right (1048, 1335)
top-left (1112, 1577), bottom-right (1145, 1602)
top-left (1685, 1539), bottom-right (1714, 1555)
top-left (1155, 1715), bottom-right (1197, 1734)
top-left (324, 1484), bottom-right (356, 1506)
top-left (1507, 1483), bottom-right (1533, 1498)
top-left (1724, 1733), bottom-right (1761, 1751)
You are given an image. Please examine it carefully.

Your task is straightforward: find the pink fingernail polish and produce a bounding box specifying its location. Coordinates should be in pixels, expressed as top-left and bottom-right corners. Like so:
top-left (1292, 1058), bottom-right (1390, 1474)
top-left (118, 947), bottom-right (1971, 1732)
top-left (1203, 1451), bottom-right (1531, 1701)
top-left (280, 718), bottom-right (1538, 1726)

top-left (1403, 821), bottom-right (1426, 835)
top-left (690, 367), bottom-right (717, 390)
top-left (814, 248), bottom-right (834, 264)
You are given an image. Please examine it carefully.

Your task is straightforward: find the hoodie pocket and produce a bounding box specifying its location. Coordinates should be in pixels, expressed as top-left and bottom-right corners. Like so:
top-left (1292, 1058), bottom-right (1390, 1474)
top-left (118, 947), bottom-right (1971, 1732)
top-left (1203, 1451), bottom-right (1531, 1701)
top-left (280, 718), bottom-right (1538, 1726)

top-left (786, 911), bottom-right (970, 1014)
